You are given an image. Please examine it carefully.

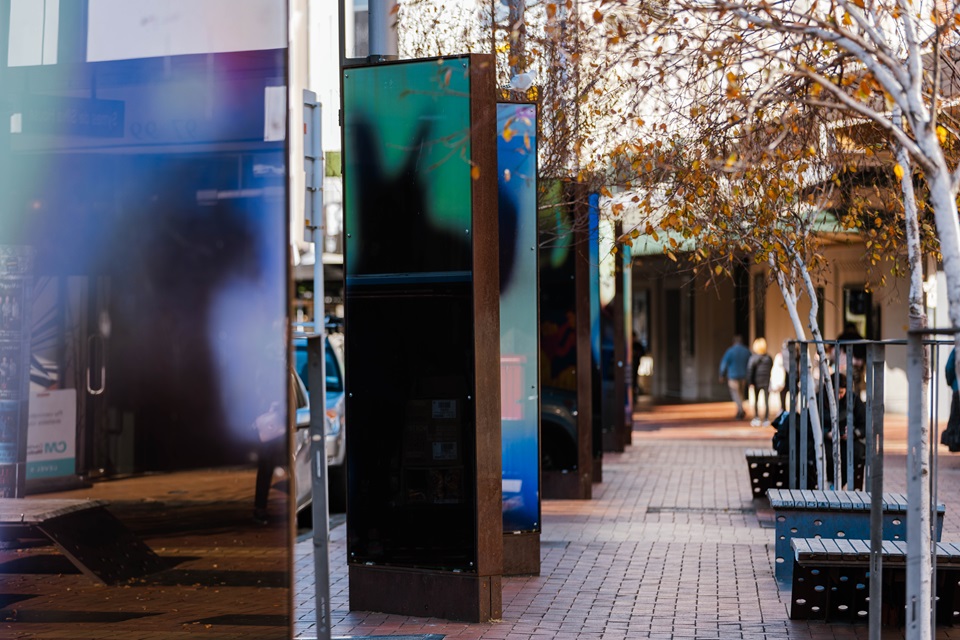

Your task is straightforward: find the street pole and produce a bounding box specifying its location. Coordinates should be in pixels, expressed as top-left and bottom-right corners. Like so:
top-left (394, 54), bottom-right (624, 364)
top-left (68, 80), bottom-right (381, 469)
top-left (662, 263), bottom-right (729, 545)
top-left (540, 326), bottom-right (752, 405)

top-left (368, 0), bottom-right (398, 59)
top-left (867, 343), bottom-right (885, 640)
top-left (906, 330), bottom-right (931, 640)
top-left (303, 90), bottom-right (331, 640)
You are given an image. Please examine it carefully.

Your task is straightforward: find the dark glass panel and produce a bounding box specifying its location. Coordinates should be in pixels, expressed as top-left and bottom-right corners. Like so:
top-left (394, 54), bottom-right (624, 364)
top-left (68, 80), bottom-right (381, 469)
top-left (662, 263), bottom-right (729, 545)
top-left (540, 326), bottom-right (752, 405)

top-left (0, 2), bottom-right (291, 637)
top-left (345, 286), bottom-right (477, 570)
top-left (538, 184), bottom-right (579, 472)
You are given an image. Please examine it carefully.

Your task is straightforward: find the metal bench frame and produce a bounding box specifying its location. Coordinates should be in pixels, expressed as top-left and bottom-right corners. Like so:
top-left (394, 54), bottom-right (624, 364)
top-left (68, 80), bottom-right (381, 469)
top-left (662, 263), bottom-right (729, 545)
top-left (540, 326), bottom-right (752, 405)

top-left (790, 537), bottom-right (960, 625)
top-left (767, 489), bottom-right (945, 586)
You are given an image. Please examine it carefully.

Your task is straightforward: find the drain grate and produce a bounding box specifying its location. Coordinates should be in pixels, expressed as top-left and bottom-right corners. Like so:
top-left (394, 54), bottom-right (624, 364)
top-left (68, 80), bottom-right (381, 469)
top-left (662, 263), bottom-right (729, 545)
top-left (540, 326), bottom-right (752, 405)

top-left (646, 506), bottom-right (755, 514)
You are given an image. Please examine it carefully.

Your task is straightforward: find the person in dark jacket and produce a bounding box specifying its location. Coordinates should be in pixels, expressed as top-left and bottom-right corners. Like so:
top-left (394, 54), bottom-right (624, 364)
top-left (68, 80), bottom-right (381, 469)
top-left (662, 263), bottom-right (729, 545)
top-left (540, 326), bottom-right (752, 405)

top-left (823, 373), bottom-right (867, 489)
top-left (748, 337), bottom-right (774, 426)
top-left (719, 335), bottom-right (752, 420)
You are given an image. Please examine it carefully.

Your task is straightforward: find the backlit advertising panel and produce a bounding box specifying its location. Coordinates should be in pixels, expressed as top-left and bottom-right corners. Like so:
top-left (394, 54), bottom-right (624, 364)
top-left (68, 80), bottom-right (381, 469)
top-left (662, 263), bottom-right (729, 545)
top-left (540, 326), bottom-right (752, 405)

top-left (497, 103), bottom-right (539, 533)
top-left (342, 56), bottom-right (486, 572)
top-left (343, 58), bottom-right (474, 281)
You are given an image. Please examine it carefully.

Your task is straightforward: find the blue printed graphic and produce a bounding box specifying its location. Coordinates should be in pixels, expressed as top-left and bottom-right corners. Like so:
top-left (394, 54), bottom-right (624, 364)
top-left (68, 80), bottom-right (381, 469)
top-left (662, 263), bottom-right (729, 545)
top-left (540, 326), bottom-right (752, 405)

top-left (498, 103), bottom-right (540, 533)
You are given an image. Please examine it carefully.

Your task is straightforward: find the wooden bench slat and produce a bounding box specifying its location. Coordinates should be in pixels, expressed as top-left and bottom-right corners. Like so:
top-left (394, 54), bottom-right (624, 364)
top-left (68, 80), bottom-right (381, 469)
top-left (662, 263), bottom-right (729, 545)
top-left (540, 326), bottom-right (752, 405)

top-left (767, 489), bottom-right (786, 507)
top-left (944, 542), bottom-right (960, 563)
top-left (820, 538), bottom-right (843, 556)
top-left (813, 490), bottom-right (830, 509)
top-left (838, 492), bottom-right (855, 510)
top-left (834, 538), bottom-right (857, 560)
top-left (793, 538), bottom-right (960, 566)
top-left (825, 492), bottom-right (843, 510)
top-left (884, 493), bottom-right (908, 511)
top-left (851, 539), bottom-right (872, 561)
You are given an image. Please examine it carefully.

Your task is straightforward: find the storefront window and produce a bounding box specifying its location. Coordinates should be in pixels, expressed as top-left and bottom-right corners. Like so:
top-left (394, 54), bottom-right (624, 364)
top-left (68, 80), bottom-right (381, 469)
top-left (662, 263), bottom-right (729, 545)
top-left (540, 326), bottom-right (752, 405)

top-left (0, 2), bottom-right (292, 637)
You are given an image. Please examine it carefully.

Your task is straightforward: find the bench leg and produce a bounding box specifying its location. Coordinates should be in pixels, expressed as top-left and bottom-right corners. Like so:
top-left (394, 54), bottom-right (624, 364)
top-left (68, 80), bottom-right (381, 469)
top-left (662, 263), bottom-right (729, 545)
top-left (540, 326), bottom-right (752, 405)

top-left (791, 562), bottom-right (870, 622)
top-left (793, 564), bottom-right (960, 626)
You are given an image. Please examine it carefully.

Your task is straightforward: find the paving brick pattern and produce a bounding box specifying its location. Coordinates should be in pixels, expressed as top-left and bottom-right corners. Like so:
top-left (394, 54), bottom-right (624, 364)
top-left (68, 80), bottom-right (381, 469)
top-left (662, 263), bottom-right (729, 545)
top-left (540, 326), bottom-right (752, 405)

top-left (5, 403), bottom-right (960, 638)
top-left (294, 403), bottom-right (960, 639)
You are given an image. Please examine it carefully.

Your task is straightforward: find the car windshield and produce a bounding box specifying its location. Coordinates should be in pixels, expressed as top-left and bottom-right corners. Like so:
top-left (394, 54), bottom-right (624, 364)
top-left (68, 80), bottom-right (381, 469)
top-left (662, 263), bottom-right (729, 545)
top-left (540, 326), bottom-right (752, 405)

top-left (325, 346), bottom-right (343, 392)
top-left (295, 341), bottom-right (343, 393)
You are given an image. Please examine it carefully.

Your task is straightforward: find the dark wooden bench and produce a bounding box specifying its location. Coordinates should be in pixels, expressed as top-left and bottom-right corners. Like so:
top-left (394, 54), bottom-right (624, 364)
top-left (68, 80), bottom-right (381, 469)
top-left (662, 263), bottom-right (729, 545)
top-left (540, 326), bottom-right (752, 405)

top-left (790, 537), bottom-right (960, 625)
top-left (0, 498), bottom-right (167, 584)
top-left (747, 449), bottom-right (865, 499)
top-left (745, 449), bottom-right (787, 499)
top-left (767, 489), bottom-right (945, 585)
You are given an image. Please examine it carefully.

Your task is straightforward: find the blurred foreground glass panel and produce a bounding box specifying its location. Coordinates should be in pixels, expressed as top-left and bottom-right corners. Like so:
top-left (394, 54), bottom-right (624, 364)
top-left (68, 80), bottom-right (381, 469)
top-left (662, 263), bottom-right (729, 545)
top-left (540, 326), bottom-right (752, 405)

top-left (0, 1), bottom-right (292, 637)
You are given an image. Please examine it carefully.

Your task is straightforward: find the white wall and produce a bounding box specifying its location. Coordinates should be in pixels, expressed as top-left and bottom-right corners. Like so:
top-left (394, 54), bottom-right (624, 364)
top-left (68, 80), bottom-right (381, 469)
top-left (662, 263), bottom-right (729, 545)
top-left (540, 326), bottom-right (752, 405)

top-left (86, 0), bottom-right (286, 61)
top-left (308, 0), bottom-right (343, 153)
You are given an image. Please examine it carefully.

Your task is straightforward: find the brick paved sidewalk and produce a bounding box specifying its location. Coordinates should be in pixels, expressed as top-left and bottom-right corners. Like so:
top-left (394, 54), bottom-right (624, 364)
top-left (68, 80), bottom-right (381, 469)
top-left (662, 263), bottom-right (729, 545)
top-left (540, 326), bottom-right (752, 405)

top-left (295, 402), bottom-right (960, 640)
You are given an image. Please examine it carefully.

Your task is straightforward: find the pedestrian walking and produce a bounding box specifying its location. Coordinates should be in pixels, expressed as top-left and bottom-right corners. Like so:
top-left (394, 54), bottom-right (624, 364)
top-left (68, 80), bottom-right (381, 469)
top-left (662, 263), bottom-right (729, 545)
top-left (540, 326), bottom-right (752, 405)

top-left (748, 337), bottom-right (773, 426)
top-left (719, 335), bottom-right (752, 420)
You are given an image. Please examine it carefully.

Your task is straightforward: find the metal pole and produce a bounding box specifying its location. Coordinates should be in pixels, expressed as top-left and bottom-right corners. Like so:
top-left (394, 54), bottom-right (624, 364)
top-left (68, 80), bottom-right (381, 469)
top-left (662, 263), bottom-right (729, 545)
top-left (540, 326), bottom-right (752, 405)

top-left (830, 341), bottom-right (840, 488)
top-left (306, 93), bottom-right (324, 330)
top-left (845, 346), bottom-right (854, 489)
top-left (906, 331), bottom-right (932, 640)
top-left (799, 347), bottom-right (809, 490)
top-left (304, 93), bottom-right (331, 640)
top-left (929, 343), bottom-right (940, 637)
top-left (307, 335), bottom-right (331, 640)
top-left (368, 0), bottom-right (398, 59)
top-left (788, 342), bottom-right (797, 489)
top-left (868, 343), bottom-right (885, 640)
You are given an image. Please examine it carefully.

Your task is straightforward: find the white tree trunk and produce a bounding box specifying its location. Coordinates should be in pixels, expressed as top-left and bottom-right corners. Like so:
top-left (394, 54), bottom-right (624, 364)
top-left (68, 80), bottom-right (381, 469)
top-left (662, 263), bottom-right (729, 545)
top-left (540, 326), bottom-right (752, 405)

top-left (901, 121), bottom-right (934, 640)
top-left (798, 262), bottom-right (842, 486)
top-left (916, 149), bottom-right (960, 357)
top-left (773, 260), bottom-right (827, 484)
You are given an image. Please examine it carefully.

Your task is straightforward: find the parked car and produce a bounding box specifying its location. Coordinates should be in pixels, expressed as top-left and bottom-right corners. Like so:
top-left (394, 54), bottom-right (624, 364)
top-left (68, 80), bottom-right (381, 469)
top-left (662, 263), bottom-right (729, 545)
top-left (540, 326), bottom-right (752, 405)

top-left (292, 329), bottom-right (346, 524)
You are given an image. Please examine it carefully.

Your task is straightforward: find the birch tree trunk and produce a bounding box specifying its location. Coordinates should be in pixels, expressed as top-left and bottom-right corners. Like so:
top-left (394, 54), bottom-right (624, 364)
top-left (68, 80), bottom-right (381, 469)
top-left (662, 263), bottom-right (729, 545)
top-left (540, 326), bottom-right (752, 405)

top-left (773, 260), bottom-right (827, 485)
top-left (897, 111), bottom-right (932, 640)
top-left (798, 261), bottom-right (842, 486)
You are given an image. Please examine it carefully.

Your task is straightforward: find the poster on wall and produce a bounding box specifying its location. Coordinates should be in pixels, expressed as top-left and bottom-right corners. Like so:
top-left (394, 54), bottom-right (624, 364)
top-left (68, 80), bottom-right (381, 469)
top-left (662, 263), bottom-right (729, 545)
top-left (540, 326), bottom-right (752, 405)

top-left (0, 402), bottom-right (20, 465)
top-left (26, 389), bottom-right (77, 480)
top-left (0, 281), bottom-right (25, 337)
top-left (0, 245), bottom-right (33, 497)
top-left (497, 103), bottom-right (539, 533)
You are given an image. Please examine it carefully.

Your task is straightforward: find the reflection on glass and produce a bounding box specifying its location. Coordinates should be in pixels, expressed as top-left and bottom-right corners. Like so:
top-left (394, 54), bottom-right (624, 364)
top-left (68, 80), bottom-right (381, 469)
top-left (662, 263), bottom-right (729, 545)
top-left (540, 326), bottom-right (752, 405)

top-left (346, 290), bottom-right (477, 570)
top-left (497, 103), bottom-right (539, 533)
top-left (342, 58), bottom-right (474, 280)
top-left (342, 57), bottom-right (482, 572)
top-left (588, 194), bottom-right (603, 459)
top-left (538, 182), bottom-right (579, 472)
top-left (599, 218), bottom-right (617, 440)
top-left (0, 2), bottom-right (291, 637)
